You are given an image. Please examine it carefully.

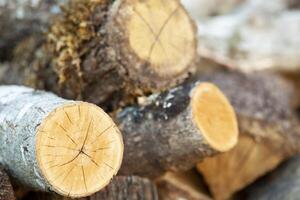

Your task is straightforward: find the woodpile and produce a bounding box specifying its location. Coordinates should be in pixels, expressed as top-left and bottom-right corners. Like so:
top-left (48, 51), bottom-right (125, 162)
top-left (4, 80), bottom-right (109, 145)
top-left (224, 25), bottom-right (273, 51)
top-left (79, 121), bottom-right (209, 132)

top-left (1, 0), bottom-right (300, 199)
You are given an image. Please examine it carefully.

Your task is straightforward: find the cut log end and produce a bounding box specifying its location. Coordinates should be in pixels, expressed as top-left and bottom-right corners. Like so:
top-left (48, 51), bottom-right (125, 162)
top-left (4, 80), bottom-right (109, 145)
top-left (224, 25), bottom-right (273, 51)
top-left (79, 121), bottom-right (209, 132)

top-left (35, 102), bottom-right (124, 198)
top-left (191, 83), bottom-right (238, 152)
top-left (112, 0), bottom-right (197, 87)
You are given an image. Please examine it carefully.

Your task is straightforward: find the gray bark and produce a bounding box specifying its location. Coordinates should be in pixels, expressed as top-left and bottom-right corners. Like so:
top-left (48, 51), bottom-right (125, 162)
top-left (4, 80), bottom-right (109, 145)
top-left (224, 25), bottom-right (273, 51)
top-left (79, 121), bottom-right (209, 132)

top-left (0, 86), bottom-right (73, 193)
top-left (117, 82), bottom-right (223, 178)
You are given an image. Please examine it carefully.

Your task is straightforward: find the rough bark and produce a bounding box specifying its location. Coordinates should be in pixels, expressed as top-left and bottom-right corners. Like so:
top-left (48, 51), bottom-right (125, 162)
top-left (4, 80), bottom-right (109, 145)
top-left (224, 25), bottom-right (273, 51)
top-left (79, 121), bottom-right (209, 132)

top-left (193, 69), bottom-right (300, 200)
top-left (0, 0), bottom-right (197, 110)
top-left (0, 86), bottom-right (123, 198)
top-left (238, 156), bottom-right (300, 200)
top-left (22, 176), bottom-right (158, 200)
top-left (90, 176), bottom-right (158, 200)
top-left (117, 81), bottom-right (238, 178)
top-left (0, 168), bottom-right (15, 200)
top-left (156, 170), bottom-right (212, 200)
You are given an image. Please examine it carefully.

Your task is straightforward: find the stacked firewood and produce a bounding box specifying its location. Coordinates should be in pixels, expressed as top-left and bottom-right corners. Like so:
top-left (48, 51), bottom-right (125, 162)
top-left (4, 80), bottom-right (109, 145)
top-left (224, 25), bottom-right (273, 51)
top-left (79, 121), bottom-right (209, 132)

top-left (1, 0), bottom-right (300, 200)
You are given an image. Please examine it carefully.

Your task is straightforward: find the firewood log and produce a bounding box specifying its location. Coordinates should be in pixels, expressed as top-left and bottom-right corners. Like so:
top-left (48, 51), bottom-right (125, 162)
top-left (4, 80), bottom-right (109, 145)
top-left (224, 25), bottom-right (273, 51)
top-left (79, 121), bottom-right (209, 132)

top-left (156, 170), bottom-right (212, 200)
top-left (0, 0), bottom-right (197, 110)
top-left (22, 176), bottom-right (158, 200)
top-left (117, 82), bottom-right (238, 178)
top-left (194, 69), bottom-right (300, 200)
top-left (0, 86), bottom-right (123, 198)
top-left (239, 156), bottom-right (300, 200)
top-left (0, 168), bottom-right (15, 200)
top-left (0, 83), bottom-right (237, 193)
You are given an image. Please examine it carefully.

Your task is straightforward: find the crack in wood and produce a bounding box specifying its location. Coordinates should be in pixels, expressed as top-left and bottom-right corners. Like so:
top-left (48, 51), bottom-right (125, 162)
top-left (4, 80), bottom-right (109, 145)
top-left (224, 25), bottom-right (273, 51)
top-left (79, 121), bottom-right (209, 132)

top-left (55, 121), bottom-right (77, 145)
top-left (82, 166), bottom-right (88, 192)
top-left (147, 6), bottom-right (180, 61)
top-left (89, 124), bottom-right (114, 145)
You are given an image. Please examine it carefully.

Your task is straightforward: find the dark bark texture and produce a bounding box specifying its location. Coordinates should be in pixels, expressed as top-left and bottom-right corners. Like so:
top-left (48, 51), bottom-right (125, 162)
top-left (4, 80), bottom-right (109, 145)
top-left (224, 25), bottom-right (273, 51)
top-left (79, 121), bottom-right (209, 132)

top-left (0, 168), bottom-right (15, 200)
top-left (21, 176), bottom-right (158, 200)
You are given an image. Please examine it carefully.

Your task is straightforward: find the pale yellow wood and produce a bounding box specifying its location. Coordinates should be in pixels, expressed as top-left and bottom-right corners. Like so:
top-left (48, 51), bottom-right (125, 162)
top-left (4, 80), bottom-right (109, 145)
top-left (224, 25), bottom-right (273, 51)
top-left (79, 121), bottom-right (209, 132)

top-left (36, 102), bottom-right (123, 198)
top-left (126, 0), bottom-right (196, 76)
top-left (197, 134), bottom-right (287, 200)
top-left (191, 83), bottom-right (238, 152)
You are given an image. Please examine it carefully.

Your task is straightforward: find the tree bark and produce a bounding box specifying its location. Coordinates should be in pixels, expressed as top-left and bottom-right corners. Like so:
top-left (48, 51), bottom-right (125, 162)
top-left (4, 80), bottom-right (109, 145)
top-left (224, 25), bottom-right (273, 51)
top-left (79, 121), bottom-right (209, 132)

top-left (0, 0), bottom-right (197, 110)
top-left (239, 156), bottom-right (300, 200)
top-left (22, 176), bottom-right (158, 200)
top-left (194, 69), bottom-right (299, 200)
top-left (117, 81), bottom-right (238, 178)
top-left (0, 86), bottom-right (123, 198)
top-left (90, 176), bottom-right (158, 200)
top-left (0, 168), bottom-right (15, 200)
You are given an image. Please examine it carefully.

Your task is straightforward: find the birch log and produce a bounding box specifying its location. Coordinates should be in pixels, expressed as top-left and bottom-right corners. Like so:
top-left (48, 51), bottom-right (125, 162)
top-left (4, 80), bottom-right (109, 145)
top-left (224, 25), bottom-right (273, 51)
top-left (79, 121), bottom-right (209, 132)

top-left (0, 168), bottom-right (15, 200)
top-left (117, 82), bottom-right (238, 178)
top-left (0, 0), bottom-right (197, 110)
top-left (0, 86), bottom-right (123, 198)
top-left (194, 69), bottom-right (300, 200)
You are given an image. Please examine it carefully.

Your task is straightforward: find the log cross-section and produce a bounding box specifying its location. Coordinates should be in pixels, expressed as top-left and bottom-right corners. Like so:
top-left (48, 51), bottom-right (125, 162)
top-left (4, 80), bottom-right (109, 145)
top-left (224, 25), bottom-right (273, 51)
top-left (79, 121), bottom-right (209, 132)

top-left (109, 0), bottom-right (196, 82)
top-left (0, 86), bottom-right (123, 198)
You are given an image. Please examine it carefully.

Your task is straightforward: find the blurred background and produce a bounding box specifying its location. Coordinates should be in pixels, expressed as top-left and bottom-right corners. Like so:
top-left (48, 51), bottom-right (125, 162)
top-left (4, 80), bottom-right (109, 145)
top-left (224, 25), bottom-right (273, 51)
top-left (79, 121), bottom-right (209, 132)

top-left (182, 0), bottom-right (300, 72)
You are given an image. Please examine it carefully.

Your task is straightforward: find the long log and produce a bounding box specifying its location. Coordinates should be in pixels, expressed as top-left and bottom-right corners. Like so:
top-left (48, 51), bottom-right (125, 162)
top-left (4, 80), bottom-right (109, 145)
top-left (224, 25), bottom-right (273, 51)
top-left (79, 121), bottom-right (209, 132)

top-left (0, 168), bottom-right (15, 200)
top-left (194, 69), bottom-right (299, 200)
top-left (117, 82), bottom-right (238, 178)
top-left (239, 156), bottom-right (300, 200)
top-left (22, 176), bottom-right (158, 200)
top-left (0, 86), bottom-right (123, 198)
top-left (0, 0), bottom-right (197, 110)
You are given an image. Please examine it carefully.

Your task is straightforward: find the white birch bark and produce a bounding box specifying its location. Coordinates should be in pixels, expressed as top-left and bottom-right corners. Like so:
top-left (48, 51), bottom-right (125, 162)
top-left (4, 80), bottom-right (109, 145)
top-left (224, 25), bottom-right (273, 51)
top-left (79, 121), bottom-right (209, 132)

top-left (0, 86), bottom-right (71, 191)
